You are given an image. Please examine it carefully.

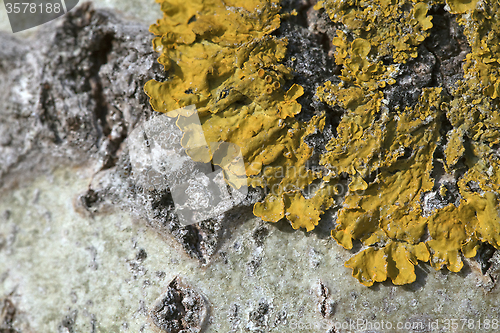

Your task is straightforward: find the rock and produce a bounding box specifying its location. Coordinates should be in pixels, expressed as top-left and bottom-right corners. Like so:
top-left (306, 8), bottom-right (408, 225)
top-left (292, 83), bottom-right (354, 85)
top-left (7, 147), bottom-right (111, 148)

top-left (149, 277), bottom-right (208, 333)
top-left (1, 1), bottom-right (500, 332)
top-left (0, 2), bottom-right (256, 266)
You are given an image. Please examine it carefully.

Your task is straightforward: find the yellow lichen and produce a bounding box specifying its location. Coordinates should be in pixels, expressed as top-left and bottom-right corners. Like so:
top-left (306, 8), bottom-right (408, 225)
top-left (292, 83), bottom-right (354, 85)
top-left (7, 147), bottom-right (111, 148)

top-left (329, 31), bottom-right (397, 90)
top-left (313, 0), bottom-right (500, 286)
top-left (145, 0), bottom-right (333, 232)
top-left (315, 0), bottom-right (434, 64)
top-left (145, 0), bottom-right (500, 286)
top-left (446, 0), bottom-right (479, 14)
top-left (319, 87), bottom-right (442, 285)
top-left (346, 241), bottom-right (430, 286)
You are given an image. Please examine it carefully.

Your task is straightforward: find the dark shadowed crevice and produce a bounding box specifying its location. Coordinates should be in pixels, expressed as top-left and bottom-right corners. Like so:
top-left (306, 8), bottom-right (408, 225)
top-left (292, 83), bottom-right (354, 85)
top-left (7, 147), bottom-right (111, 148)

top-left (423, 4), bottom-right (471, 95)
top-left (273, 0), bottom-right (339, 121)
top-left (148, 188), bottom-right (222, 264)
top-left (39, 82), bottom-right (63, 144)
top-left (89, 32), bottom-right (115, 140)
top-left (476, 243), bottom-right (497, 275)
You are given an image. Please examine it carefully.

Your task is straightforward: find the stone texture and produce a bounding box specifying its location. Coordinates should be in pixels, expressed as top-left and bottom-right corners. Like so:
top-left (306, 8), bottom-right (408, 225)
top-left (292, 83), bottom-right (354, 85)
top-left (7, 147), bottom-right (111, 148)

top-left (149, 277), bottom-right (208, 333)
top-left (1, 1), bottom-right (500, 333)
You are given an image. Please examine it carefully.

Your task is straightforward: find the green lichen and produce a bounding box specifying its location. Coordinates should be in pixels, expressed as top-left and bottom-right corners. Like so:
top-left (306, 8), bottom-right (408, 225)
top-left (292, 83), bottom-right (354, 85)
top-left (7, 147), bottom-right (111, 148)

top-left (145, 0), bottom-right (500, 286)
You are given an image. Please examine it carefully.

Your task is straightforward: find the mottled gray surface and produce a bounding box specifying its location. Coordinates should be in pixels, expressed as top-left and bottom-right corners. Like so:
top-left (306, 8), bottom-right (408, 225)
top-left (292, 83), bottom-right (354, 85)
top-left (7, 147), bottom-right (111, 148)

top-left (128, 113), bottom-right (249, 226)
top-left (0, 0), bottom-right (161, 35)
top-left (2, 168), bottom-right (500, 333)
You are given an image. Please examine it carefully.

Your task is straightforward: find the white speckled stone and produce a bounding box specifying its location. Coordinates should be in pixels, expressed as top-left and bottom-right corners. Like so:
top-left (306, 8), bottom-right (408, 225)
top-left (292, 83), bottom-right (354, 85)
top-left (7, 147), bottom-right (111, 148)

top-left (1, 167), bottom-right (500, 332)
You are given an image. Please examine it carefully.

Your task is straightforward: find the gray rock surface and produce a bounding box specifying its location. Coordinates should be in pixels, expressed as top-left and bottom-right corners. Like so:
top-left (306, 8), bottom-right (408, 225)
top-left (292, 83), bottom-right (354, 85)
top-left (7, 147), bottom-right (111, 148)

top-left (0, 0), bottom-right (251, 265)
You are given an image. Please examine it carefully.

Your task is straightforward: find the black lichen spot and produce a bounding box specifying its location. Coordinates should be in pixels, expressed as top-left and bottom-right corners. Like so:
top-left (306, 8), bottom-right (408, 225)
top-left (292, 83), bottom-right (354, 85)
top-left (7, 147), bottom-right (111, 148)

top-left (0, 298), bottom-right (17, 333)
top-left (150, 277), bottom-right (208, 333)
top-left (219, 88), bottom-right (229, 100)
top-left (136, 248), bottom-right (148, 262)
top-left (58, 310), bottom-right (77, 333)
top-left (252, 225), bottom-right (269, 247)
top-left (247, 259), bottom-right (261, 275)
top-left (248, 299), bottom-right (270, 330)
top-left (476, 243), bottom-right (497, 275)
top-left (81, 189), bottom-right (100, 208)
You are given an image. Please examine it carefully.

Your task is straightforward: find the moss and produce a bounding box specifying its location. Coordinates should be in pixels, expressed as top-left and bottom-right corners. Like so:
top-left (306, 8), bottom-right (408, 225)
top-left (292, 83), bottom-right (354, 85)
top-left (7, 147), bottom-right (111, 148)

top-left (146, 0), bottom-right (500, 286)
